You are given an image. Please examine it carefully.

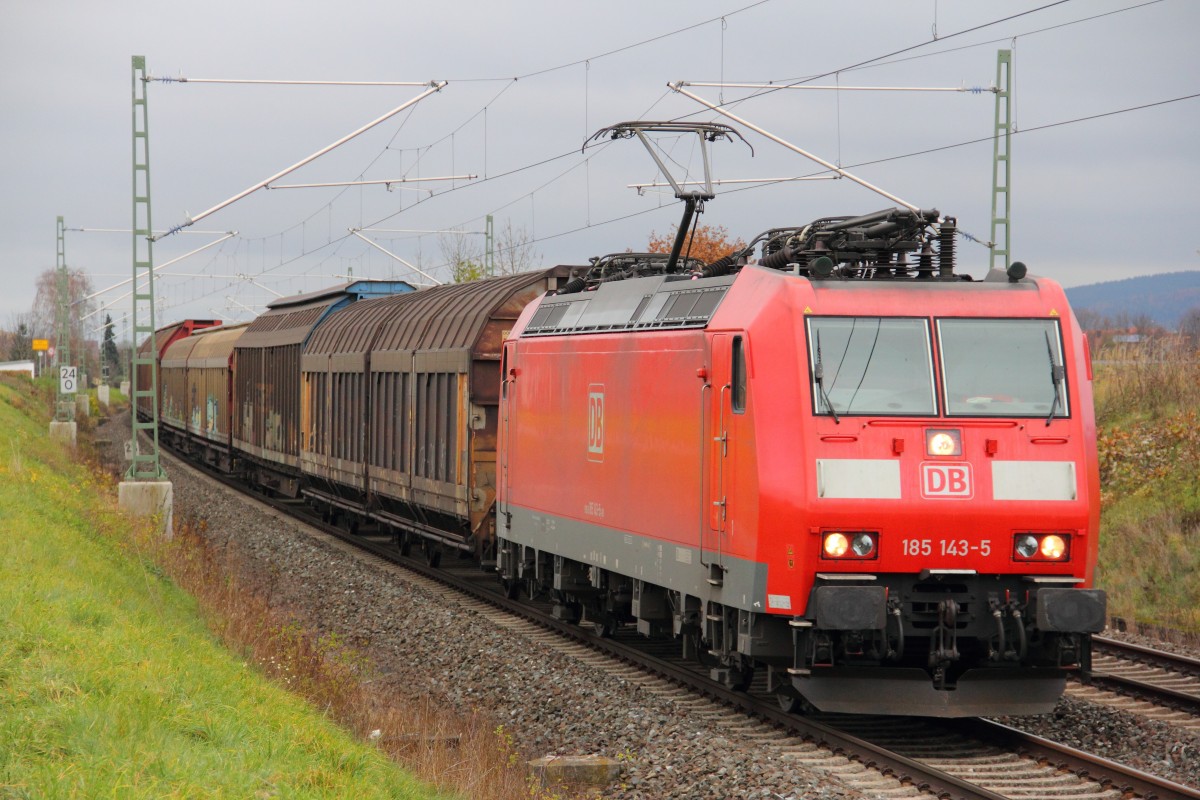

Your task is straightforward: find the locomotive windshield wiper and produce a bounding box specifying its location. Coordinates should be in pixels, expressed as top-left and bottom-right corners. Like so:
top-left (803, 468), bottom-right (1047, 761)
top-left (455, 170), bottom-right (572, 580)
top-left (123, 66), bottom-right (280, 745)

top-left (1044, 330), bottom-right (1065, 426)
top-left (815, 331), bottom-right (840, 424)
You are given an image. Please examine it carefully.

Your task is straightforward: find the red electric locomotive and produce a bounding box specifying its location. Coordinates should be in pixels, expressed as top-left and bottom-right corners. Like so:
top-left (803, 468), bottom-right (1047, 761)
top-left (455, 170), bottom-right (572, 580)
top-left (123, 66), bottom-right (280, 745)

top-left (498, 207), bottom-right (1105, 717)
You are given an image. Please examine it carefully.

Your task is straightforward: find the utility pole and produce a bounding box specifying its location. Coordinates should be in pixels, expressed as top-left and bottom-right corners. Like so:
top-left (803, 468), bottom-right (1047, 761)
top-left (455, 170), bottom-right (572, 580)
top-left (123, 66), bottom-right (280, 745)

top-left (486, 214), bottom-right (495, 276)
top-left (127, 55), bottom-right (165, 481)
top-left (121, 55), bottom-right (174, 535)
top-left (54, 216), bottom-right (75, 422)
top-left (990, 49), bottom-right (1013, 271)
top-left (49, 215), bottom-right (79, 448)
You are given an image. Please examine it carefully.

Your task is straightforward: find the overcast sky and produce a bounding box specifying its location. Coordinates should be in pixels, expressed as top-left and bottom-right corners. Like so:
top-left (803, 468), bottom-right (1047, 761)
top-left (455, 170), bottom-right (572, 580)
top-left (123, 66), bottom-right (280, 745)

top-left (2, 0), bottom-right (1197, 337)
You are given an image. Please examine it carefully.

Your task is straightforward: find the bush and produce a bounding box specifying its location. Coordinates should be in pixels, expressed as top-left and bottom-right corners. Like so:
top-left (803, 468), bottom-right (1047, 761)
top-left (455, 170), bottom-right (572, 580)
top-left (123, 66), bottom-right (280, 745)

top-left (1093, 339), bottom-right (1200, 632)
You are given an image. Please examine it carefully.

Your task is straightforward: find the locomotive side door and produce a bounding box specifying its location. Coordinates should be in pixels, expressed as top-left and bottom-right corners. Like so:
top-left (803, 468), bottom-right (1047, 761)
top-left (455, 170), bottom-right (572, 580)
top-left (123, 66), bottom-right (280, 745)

top-left (704, 334), bottom-right (735, 579)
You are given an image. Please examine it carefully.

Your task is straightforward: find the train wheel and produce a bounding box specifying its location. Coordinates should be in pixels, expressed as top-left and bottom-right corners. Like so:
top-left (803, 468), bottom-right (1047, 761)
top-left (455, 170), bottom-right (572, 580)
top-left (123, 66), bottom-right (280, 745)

top-left (714, 655), bottom-right (755, 691)
top-left (550, 592), bottom-right (582, 624)
top-left (425, 543), bottom-right (442, 568)
top-left (777, 693), bottom-right (802, 713)
top-left (500, 578), bottom-right (520, 599)
top-left (584, 612), bottom-right (618, 638)
top-left (724, 667), bottom-right (755, 692)
top-left (685, 632), bottom-right (719, 668)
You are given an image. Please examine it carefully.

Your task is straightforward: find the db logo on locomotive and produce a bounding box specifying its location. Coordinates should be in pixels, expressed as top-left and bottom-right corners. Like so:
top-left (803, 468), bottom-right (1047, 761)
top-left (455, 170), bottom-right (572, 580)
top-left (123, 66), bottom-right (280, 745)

top-left (587, 386), bottom-right (604, 462)
top-left (921, 462), bottom-right (973, 499)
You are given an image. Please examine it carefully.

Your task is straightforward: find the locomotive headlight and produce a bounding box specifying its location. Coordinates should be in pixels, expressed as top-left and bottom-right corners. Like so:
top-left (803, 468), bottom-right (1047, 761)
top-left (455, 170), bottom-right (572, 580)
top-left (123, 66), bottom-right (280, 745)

top-left (1014, 533), bottom-right (1070, 561)
top-left (823, 533), bottom-right (850, 558)
top-left (822, 531), bottom-right (878, 559)
top-left (1015, 535), bottom-right (1039, 559)
top-left (1040, 534), bottom-right (1067, 560)
top-left (925, 429), bottom-right (962, 457)
top-left (850, 533), bottom-right (876, 557)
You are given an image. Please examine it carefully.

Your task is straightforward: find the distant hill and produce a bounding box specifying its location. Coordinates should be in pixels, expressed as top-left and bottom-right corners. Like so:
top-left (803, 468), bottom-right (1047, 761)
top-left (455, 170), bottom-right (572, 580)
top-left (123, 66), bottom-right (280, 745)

top-left (1064, 271), bottom-right (1200, 329)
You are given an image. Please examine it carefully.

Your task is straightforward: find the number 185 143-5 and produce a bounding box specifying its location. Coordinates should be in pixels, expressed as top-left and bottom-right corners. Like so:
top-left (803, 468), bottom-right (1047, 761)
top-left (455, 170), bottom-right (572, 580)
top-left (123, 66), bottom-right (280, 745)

top-left (901, 538), bottom-right (991, 557)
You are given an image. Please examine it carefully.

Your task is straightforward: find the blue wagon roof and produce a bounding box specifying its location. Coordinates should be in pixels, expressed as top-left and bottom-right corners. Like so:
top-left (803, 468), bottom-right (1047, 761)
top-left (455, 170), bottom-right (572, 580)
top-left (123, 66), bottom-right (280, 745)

top-left (239, 280), bottom-right (416, 349)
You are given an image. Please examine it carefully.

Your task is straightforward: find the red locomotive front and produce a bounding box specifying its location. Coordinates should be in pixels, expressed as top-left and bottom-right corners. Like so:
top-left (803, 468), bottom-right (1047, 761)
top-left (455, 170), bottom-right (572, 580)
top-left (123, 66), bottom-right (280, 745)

top-left (498, 210), bottom-right (1106, 717)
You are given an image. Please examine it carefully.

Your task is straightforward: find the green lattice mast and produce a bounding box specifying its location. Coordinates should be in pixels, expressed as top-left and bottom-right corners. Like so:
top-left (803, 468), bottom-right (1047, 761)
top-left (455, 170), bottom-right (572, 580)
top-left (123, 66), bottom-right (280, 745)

top-left (128, 55), bottom-right (165, 480)
top-left (55, 215), bottom-right (74, 421)
top-left (990, 49), bottom-right (1013, 271)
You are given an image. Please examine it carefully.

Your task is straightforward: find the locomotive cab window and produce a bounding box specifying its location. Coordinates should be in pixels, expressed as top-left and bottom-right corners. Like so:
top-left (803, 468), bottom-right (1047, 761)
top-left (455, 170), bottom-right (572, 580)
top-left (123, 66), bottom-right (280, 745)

top-left (805, 317), bottom-right (936, 416)
top-left (732, 336), bottom-right (747, 414)
top-left (937, 318), bottom-right (1069, 418)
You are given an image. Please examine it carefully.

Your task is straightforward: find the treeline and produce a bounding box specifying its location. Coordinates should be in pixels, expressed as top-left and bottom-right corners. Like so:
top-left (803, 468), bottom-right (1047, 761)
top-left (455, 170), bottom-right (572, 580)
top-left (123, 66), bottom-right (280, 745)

top-left (1075, 305), bottom-right (1200, 350)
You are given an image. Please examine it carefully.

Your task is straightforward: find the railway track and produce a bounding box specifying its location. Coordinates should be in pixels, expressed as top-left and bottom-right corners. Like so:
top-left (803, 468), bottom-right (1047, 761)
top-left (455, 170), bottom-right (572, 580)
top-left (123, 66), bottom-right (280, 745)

top-left (1061, 636), bottom-right (1200, 732)
top-left (161, 444), bottom-right (1200, 800)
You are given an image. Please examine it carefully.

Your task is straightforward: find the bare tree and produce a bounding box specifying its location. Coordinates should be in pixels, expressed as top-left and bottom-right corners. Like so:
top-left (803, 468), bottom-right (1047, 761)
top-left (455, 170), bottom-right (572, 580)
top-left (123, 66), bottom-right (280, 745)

top-left (1179, 306), bottom-right (1200, 345)
top-left (1072, 308), bottom-right (1110, 336)
top-left (5, 312), bottom-right (33, 361)
top-left (439, 228), bottom-right (486, 284)
top-left (31, 267), bottom-right (97, 369)
top-left (494, 220), bottom-right (539, 277)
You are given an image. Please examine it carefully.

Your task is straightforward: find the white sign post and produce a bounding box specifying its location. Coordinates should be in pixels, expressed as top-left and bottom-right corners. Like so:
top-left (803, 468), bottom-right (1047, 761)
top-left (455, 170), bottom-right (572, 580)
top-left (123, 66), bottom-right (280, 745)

top-left (59, 365), bottom-right (78, 394)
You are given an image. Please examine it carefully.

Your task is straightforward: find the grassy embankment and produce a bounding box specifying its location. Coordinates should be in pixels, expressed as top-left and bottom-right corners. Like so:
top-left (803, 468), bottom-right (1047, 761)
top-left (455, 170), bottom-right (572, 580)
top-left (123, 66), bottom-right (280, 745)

top-left (0, 377), bottom-right (505, 799)
top-left (1093, 339), bottom-right (1200, 633)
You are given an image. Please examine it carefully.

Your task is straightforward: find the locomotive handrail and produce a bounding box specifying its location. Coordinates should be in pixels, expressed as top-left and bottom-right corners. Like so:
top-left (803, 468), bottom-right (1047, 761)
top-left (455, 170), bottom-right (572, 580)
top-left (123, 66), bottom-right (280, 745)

top-left (715, 382), bottom-right (731, 540)
top-left (697, 379), bottom-right (712, 570)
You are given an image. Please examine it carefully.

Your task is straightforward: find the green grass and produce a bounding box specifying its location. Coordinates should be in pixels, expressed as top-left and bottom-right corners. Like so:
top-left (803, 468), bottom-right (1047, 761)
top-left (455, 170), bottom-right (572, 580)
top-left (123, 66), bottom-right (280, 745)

top-left (0, 377), bottom-right (450, 799)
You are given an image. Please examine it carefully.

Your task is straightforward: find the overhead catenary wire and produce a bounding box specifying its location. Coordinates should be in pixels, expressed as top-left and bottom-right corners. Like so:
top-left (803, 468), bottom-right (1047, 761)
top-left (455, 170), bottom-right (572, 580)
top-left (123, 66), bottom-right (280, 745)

top-left (628, 176), bottom-right (838, 193)
top-left (166, 2), bottom-right (907, 289)
top-left (78, 233), bottom-right (237, 315)
top-left (145, 82), bottom-right (1200, 316)
top-left (781, 0), bottom-right (1165, 80)
top-left (347, 230), bottom-right (443, 285)
top-left (131, 0), bottom-right (1178, 314)
top-left (670, 82), bottom-right (921, 212)
top-left (153, 81), bottom-right (447, 239)
top-left (410, 89), bottom-right (1200, 270)
top-left (266, 175), bottom-right (477, 190)
top-left (682, 82), bottom-right (997, 93)
top-left (147, 77), bottom-right (433, 87)
top-left (346, 2), bottom-right (1086, 263)
top-left (66, 227), bottom-right (233, 235)
top-left (161, 3), bottom-right (762, 287)
top-left (710, 0), bottom-right (1075, 107)
top-left (246, 0), bottom-right (1158, 269)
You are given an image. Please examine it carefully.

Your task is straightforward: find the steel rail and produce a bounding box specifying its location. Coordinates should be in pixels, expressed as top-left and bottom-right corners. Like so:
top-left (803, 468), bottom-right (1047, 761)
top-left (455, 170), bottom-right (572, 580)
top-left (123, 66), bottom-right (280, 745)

top-left (1093, 635), bottom-right (1200, 673)
top-left (956, 718), bottom-right (1200, 800)
top-left (1084, 635), bottom-right (1200, 715)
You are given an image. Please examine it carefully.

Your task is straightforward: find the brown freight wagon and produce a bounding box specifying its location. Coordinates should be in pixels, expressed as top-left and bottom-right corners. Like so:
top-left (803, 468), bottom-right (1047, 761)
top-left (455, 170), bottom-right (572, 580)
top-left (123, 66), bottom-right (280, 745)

top-left (300, 268), bottom-right (569, 564)
top-left (232, 281), bottom-right (414, 496)
top-left (134, 319), bottom-right (220, 422)
top-left (185, 323), bottom-right (249, 471)
top-left (159, 334), bottom-right (202, 440)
